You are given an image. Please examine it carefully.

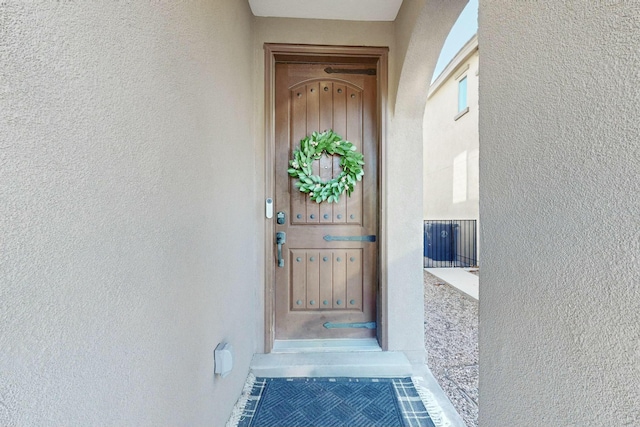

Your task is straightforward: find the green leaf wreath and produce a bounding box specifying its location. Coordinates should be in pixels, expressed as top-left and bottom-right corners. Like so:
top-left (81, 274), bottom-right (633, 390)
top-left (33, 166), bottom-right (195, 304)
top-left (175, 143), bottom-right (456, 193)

top-left (287, 130), bottom-right (364, 203)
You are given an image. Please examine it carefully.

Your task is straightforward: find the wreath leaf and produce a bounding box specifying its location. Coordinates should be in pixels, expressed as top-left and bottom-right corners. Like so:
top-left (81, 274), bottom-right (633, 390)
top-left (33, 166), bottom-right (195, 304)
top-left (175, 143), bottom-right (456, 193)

top-left (288, 130), bottom-right (364, 204)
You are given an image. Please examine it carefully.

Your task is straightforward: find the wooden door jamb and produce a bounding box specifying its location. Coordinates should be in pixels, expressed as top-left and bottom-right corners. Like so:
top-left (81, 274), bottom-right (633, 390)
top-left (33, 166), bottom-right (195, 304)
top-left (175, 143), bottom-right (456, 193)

top-left (263, 43), bottom-right (388, 353)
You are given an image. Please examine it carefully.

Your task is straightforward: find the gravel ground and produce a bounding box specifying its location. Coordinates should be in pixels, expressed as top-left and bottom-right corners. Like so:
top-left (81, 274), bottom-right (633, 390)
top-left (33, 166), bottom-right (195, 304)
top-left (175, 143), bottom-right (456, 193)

top-left (424, 270), bottom-right (478, 427)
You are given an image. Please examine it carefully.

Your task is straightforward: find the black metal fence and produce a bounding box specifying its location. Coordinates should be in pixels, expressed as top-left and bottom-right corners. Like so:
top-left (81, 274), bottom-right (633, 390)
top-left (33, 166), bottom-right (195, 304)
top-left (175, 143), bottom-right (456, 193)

top-left (423, 220), bottom-right (478, 268)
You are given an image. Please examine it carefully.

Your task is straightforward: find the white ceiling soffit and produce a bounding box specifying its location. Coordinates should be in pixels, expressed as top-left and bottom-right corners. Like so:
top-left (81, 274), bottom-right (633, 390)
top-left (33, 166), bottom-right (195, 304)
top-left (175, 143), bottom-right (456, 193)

top-left (248, 0), bottom-right (404, 21)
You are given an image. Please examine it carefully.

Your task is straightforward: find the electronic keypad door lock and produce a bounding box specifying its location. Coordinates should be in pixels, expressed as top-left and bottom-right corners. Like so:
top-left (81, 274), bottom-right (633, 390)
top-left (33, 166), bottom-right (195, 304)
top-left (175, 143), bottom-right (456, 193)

top-left (276, 211), bottom-right (285, 225)
top-left (276, 232), bottom-right (286, 267)
top-left (265, 198), bottom-right (273, 219)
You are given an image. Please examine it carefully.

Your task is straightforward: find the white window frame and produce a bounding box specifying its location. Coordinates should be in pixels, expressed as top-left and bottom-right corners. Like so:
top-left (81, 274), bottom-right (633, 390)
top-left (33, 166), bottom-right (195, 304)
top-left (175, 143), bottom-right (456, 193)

top-left (455, 74), bottom-right (469, 120)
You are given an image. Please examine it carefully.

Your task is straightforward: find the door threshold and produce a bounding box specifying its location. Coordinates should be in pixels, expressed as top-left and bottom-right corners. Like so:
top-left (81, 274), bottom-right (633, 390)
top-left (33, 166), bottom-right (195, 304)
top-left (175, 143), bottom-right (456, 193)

top-left (251, 351), bottom-right (410, 378)
top-left (272, 338), bottom-right (381, 353)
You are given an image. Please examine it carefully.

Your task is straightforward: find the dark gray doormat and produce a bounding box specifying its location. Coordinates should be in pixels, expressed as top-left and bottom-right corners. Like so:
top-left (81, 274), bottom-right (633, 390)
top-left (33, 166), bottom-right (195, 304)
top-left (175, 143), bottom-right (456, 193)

top-left (234, 377), bottom-right (436, 427)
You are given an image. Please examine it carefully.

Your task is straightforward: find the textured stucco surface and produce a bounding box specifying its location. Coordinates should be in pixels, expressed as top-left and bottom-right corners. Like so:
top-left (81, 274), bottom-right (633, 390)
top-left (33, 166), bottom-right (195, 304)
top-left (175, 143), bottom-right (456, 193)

top-left (479, 1), bottom-right (640, 425)
top-left (1, 2), bottom-right (258, 425)
top-left (9, 1), bottom-right (636, 425)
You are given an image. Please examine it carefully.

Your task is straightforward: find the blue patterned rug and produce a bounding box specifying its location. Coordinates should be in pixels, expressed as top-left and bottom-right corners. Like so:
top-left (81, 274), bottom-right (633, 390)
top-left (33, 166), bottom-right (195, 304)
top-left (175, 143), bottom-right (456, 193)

top-left (235, 377), bottom-right (435, 427)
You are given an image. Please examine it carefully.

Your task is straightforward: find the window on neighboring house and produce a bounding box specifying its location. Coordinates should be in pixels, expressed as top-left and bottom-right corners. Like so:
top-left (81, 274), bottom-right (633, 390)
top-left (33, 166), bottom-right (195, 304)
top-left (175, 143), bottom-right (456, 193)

top-left (455, 75), bottom-right (469, 120)
top-left (458, 76), bottom-right (468, 112)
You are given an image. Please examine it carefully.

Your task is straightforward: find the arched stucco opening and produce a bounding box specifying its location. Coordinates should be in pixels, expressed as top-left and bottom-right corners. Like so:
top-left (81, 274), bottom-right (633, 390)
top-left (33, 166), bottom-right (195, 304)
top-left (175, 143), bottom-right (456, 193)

top-left (382, 0), bottom-right (467, 361)
top-left (394, 1), bottom-right (468, 119)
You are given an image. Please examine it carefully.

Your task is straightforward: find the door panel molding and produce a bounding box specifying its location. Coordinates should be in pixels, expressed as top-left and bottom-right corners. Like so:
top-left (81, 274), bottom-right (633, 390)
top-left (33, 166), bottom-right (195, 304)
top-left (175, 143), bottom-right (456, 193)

top-left (264, 43), bottom-right (388, 353)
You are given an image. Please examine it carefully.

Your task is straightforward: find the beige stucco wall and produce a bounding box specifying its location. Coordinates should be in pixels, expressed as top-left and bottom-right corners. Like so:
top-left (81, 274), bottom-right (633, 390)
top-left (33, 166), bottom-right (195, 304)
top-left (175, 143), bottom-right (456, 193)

top-left (13, 1), bottom-right (636, 425)
top-left (480, 1), bottom-right (640, 425)
top-left (423, 50), bottom-right (479, 220)
top-left (1, 2), bottom-right (258, 425)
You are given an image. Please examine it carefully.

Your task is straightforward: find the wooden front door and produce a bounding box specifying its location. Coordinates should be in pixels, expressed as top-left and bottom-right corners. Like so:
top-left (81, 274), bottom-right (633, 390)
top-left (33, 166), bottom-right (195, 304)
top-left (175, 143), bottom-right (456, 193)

top-left (273, 60), bottom-right (379, 340)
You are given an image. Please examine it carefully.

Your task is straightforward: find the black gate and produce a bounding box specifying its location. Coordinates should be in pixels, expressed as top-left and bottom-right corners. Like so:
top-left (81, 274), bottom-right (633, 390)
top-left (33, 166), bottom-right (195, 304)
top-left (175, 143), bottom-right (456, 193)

top-left (423, 220), bottom-right (477, 268)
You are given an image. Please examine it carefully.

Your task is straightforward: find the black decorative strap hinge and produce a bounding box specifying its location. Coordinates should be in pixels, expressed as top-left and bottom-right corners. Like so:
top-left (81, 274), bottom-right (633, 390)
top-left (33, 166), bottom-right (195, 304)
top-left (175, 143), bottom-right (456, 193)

top-left (323, 235), bottom-right (376, 242)
top-left (323, 321), bottom-right (376, 329)
top-left (324, 67), bottom-right (376, 76)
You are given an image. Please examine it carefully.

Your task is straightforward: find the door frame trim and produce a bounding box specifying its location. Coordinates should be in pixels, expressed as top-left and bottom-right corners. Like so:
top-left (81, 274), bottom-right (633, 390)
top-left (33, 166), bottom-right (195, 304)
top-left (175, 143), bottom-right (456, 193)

top-left (263, 43), bottom-right (389, 353)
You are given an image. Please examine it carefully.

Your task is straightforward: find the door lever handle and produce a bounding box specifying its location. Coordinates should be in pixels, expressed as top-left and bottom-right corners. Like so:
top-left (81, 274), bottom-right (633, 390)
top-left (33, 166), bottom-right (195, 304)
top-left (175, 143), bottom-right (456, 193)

top-left (276, 232), bottom-right (286, 268)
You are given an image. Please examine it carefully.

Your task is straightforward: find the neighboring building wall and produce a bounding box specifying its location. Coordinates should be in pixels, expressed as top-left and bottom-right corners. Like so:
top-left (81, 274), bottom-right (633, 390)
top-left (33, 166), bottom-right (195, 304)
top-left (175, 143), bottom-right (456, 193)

top-left (1, 2), bottom-right (258, 426)
top-left (480, 2), bottom-right (640, 425)
top-left (423, 37), bottom-right (479, 221)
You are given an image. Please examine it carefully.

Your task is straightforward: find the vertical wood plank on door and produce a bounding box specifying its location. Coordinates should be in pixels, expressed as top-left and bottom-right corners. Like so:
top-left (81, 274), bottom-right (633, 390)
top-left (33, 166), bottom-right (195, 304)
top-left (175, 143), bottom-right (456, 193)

top-left (333, 84), bottom-right (347, 135)
top-left (306, 83), bottom-right (320, 223)
top-left (319, 81), bottom-right (334, 223)
top-left (319, 250), bottom-right (334, 309)
top-left (306, 251), bottom-right (320, 309)
top-left (346, 86), bottom-right (363, 224)
top-left (332, 251), bottom-right (347, 309)
top-left (291, 87), bottom-right (307, 225)
top-left (291, 250), bottom-right (307, 311)
top-left (333, 84), bottom-right (347, 223)
top-left (346, 249), bottom-right (363, 310)
top-left (319, 152), bottom-right (333, 223)
top-left (319, 81), bottom-right (333, 131)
